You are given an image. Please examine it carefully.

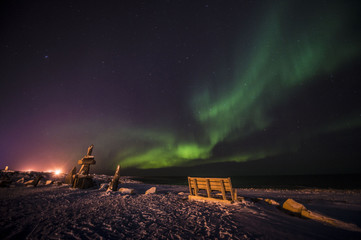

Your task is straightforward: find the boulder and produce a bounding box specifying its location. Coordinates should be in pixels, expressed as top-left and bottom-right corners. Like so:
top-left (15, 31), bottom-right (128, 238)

top-left (145, 187), bottom-right (157, 195)
top-left (17, 178), bottom-right (25, 183)
top-left (283, 199), bottom-right (361, 232)
top-left (64, 167), bottom-right (77, 185)
top-left (32, 175), bottom-right (43, 187)
top-left (265, 198), bottom-right (280, 206)
top-left (45, 180), bottom-right (53, 185)
top-left (118, 188), bottom-right (135, 194)
top-left (72, 175), bottom-right (93, 189)
top-left (282, 198), bottom-right (306, 214)
top-left (99, 183), bottom-right (109, 190)
top-left (24, 180), bottom-right (34, 185)
top-left (108, 165), bottom-right (121, 191)
top-left (54, 181), bottom-right (62, 186)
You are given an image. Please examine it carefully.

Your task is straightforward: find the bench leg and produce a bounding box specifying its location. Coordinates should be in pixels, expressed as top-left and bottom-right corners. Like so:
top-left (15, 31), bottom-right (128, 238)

top-left (233, 189), bottom-right (238, 202)
top-left (220, 180), bottom-right (227, 200)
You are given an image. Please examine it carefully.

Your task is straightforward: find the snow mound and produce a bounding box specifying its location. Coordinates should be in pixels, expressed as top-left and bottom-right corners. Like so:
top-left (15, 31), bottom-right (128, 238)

top-left (118, 188), bottom-right (135, 194)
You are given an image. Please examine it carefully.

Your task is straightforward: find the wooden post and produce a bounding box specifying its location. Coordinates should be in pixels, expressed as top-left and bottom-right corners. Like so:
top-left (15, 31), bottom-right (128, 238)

top-left (188, 177), bottom-right (193, 195)
top-left (206, 179), bottom-right (211, 198)
top-left (220, 180), bottom-right (227, 200)
top-left (194, 179), bottom-right (199, 196)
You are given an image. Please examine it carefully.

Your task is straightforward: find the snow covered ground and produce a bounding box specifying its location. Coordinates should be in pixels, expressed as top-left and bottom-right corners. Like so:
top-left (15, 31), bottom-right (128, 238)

top-left (0, 171), bottom-right (360, 239)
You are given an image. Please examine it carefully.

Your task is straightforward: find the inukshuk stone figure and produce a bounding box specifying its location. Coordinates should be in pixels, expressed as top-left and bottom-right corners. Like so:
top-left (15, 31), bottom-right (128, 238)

top-left (87, 144), bottom-right (94, 156)
top-left (78, 144), bottom-right (96, 176)
top-left (72, 144), bottom-right (96, 189)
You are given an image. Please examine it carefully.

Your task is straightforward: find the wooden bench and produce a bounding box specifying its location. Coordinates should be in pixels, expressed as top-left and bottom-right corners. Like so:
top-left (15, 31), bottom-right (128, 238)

top-left (188, 177), bottom-right (237, 204)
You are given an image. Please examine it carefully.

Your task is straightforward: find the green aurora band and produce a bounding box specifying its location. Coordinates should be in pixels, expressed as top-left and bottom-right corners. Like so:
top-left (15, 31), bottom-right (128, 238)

top-left (117, 2), bottom-right (360, 169)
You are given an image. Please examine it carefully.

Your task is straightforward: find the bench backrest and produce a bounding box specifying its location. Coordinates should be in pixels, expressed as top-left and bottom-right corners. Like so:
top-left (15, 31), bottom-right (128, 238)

top-left (188, 177), bottom-right (236, 202)
top-left (188, 177), bottom-right (233, 192)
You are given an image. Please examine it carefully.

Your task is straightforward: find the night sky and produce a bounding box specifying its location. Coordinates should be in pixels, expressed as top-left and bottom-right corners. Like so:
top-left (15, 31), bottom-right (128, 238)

top-left (1, 0), bottom-right (360, 176)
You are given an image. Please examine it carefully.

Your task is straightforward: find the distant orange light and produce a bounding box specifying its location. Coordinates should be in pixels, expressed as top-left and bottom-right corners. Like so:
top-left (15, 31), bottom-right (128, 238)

top-left (54, 169), bottom-right (61, 175)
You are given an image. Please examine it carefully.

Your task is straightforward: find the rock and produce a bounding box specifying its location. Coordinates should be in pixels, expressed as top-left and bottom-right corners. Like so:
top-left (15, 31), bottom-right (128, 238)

top-left (265, 198), bottom-right (280, 206)
top-left (283, 199), bottom-right (361, 232)
top-left (145, 187), bottom-right (157, 195)
top-left (73, 175), bottom-right (93, 189)
top-left (300, 209), bottom-right (361, 231)
top-left (108, 165), bottom-right (121, 191)
top-left (54, 181), bottom-right (62, 186)
top-left (32, 175), bottom-right (43, 187)
top-left (24, 180), bottom-right (34, 185)
top-left (178, 192), bottom-right (184, 195)
top-left (17, 178), bottom-right (25, 183)
top-left (99, 183), bottom-right (109, 190)
top-left (282, 198), bottom-right (306, 214)
top-left (64, 167), bottom-right (77, 185)
top-left (118, 188), bottom-right (135, 194)
top-left (46, 180), bottom-right (53, 185)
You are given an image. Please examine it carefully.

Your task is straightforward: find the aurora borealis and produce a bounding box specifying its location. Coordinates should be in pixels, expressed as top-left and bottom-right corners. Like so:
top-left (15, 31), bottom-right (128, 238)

top-left (1, 0), bottom-right (360, 175)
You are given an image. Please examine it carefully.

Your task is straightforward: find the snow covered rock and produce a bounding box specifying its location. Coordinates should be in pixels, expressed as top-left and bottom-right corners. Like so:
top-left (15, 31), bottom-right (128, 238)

top-left (283, 199), bottom-right (361, 232)
top-left (145, 187), bottom-right (157, 195)
top-left (99, 183), bottom-right (109, 190)
top-left (282, 198), bottom-right (306, 214)
top-left (46, 180), bottom-right (53, 185)
top-left (24, 180), bottom-right (34, 185)
top-left (264, 198), bottom-right (280, 206)
top-left (17, 178), bottom-right (25, 183)
top-left (118, 188), bottom-right (135, 194)
top-left (53, 181), bottom-right (62, 186)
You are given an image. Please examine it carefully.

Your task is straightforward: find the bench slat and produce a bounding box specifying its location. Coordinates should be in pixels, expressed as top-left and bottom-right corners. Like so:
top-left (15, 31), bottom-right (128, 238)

top-left (190, 182), bottom-right (232, 190)
top-left (189, 177), bottom-right (230, 181)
